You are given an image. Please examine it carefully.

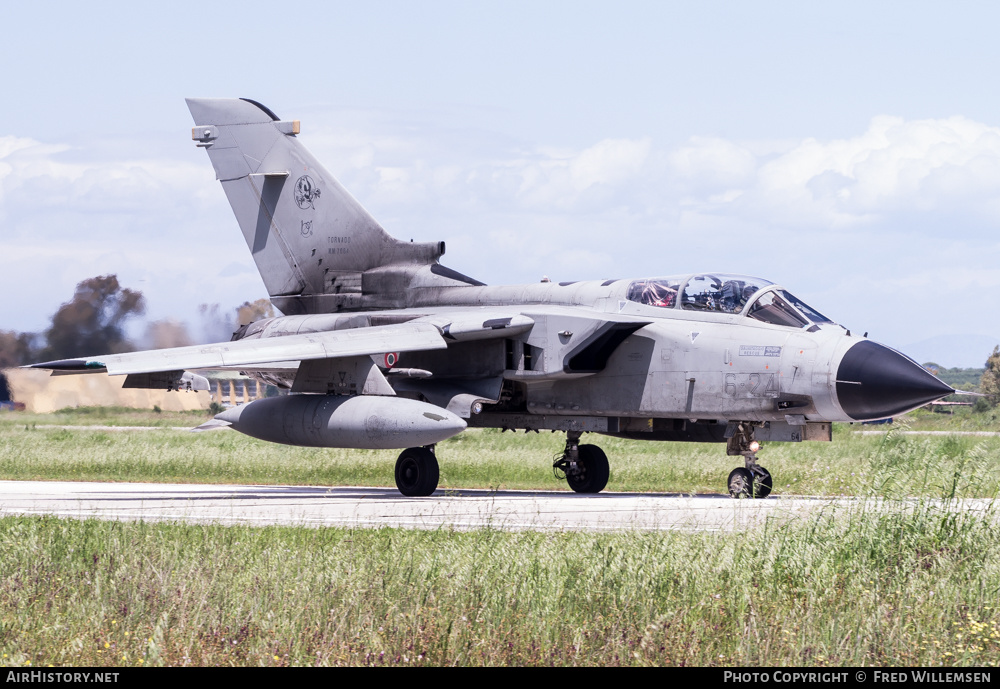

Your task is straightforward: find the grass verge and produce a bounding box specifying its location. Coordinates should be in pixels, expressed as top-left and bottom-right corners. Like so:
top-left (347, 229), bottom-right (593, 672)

top-left (1, 410), bottom-right (998, 667)
top-left (1, 499), bottom-right (998, 667)
top-left (1, 410), bottom-right (998, 497)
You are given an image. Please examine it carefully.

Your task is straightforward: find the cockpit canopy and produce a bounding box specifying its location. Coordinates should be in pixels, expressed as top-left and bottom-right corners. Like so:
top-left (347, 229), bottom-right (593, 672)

top-left (680, 274), bottom-right (773, 314)
top-left (625, 273), bottom-right (833, 327)
top-left (626, 277), bottom-right (684, 309)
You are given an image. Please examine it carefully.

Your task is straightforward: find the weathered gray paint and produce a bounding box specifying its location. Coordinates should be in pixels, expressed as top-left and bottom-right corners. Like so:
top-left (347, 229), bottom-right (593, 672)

top-left (216, 394), bottom-right (466, 449)
top-left (187, 98), bottom-right (456, 303)
top-left (28, 99), bottom-right (954, 493)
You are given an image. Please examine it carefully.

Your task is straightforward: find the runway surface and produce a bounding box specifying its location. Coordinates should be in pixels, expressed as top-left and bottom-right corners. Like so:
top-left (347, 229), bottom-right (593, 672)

top-left (2, 480), bottom-right (993, 532)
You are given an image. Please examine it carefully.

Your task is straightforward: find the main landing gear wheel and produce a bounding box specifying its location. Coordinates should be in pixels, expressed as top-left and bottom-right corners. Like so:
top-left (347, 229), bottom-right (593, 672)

top-left (553, 431), bottom-right (610, 494)
top-left (394, 446), bottom-right (439, 497)
top-left (565, 445), bottom-right (610, 494)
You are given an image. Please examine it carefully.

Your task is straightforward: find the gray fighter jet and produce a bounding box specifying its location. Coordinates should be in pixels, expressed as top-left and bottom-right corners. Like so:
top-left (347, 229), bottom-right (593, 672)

top-left (30, 98), bottom-right (955, 498)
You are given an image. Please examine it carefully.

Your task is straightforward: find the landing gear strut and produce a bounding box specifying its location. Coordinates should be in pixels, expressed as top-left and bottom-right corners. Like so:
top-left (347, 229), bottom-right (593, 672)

top-left (726, 423), bottom-right (772, 499)
top-left (553, 431), bottom-right (610, 493)
top-left (394, 445), bottom-right (439, 497)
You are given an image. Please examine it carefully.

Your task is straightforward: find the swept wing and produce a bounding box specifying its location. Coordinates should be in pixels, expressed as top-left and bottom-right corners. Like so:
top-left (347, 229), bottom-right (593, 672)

top-left (28, 322), bottom-right (449, 376)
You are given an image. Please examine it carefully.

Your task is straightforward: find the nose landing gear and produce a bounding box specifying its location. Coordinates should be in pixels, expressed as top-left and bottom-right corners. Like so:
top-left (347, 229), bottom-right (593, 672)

top-left (726, 423), bottom-right (772, 499)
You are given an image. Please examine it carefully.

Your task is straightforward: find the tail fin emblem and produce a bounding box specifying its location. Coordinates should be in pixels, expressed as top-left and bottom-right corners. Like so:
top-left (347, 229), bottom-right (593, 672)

top-left (294, 175), bottom-right (321, 209)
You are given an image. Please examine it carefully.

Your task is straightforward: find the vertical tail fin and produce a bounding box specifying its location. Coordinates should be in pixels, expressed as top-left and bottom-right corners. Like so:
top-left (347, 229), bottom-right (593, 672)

top-left (187, 98), bottom-right (449, 310)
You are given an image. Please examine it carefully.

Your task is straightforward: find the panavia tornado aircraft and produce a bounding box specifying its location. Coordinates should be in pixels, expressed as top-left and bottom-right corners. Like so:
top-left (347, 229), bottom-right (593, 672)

top-left (30, 98), bottom-right (955, 498)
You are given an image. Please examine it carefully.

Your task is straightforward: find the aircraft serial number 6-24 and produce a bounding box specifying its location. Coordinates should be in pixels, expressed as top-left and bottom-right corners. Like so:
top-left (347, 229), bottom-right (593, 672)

top-left (30, 99), bottom-right (954, 498)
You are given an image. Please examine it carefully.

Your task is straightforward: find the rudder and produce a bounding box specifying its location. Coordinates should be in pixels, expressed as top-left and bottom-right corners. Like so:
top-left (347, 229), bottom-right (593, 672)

top-left (187, 98), bottom-right (444, 308)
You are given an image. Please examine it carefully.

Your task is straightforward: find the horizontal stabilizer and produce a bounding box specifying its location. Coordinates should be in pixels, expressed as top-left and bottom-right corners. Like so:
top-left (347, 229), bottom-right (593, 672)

top-left (190, 418), bottom-right (232, 433)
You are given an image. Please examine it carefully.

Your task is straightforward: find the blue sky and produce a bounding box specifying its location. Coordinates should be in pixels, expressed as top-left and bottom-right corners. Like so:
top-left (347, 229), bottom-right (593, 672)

top-left (2, 1), bottom-right (999, 365)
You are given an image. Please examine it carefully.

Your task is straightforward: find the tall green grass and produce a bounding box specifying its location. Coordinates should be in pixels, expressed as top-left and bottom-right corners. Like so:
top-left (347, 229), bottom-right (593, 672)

top-left (1, 411), bottom-right (998, 666)
top-left (1, 498), bottom-right (997, 667)
top-left (2, 411), bottom-right (998, 497)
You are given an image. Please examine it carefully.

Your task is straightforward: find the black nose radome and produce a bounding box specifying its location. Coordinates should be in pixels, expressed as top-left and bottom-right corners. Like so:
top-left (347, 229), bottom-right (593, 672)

top-left (836, 341), bottom-right (953, 421)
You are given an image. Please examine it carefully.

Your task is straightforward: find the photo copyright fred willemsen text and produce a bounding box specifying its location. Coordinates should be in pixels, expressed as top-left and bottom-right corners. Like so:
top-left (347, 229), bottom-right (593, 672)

top-left (724, 671), bottom-right (991, 684)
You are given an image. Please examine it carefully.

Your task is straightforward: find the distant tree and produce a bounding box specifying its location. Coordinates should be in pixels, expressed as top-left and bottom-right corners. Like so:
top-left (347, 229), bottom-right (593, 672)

top-left (980, 346), bottom-right (1000, 403)
top-left (40, 275), bottom-right (145, 360)
top-left (0, 330), bottom-right (39, 368)
top-left (920, 361), bottom-right (986, 389)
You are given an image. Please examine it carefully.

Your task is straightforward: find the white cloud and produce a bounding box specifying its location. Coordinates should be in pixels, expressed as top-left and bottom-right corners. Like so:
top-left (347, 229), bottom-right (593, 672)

top-left (501, 138), bottom-right (651, 210)
top-left (669, 136), bottom-right (757, 192)
top-left (2, 114), bottom-right (999, 362)
top-left (694, 115), bottom-right (1000, 228)
top-left (0, 135), bottom-right (216, 232)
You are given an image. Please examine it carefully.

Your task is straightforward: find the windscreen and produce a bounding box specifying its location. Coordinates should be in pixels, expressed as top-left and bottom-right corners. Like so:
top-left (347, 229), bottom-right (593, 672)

top-left (747, 291), bottom-right (809, 327)
top-left (781, 291), bottom-right (833, 323)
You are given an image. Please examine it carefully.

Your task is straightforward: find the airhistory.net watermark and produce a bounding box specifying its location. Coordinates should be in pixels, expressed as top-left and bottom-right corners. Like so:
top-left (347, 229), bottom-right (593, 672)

top-left (6, 672), bottom-right (119, 684)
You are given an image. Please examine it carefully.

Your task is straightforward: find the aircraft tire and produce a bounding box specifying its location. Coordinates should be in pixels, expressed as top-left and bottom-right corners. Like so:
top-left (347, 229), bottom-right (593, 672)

top-left (567, 445), bottom-right (610, 494)
top-left (395, 447), bottom-right (439, 497)
top-left (727, 467), bottom-right (754, 499)
top-left (752, 467), bottom-right (773, 499)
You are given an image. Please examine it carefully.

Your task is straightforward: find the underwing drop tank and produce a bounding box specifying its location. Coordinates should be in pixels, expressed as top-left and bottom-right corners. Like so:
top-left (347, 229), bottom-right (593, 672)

top-left (215, 395), bottom-right (467, 449)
